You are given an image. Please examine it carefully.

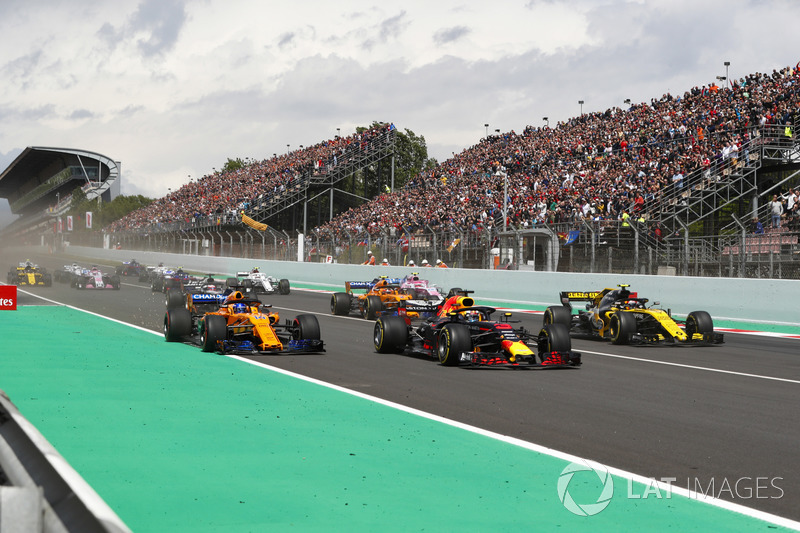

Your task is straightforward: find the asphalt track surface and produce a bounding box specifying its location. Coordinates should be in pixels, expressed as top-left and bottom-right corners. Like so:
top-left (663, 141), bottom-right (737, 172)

top-left (6, 252), bottom-right (800, 529)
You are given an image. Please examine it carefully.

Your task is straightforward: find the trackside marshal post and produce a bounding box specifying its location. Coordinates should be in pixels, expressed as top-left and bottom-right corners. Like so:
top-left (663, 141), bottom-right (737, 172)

top-left (0, 285), bottom-right (17, 310)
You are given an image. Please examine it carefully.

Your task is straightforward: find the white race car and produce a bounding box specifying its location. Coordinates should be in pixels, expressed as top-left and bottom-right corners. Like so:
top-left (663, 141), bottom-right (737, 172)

top-left (236, 269), bottom-right (290, 295)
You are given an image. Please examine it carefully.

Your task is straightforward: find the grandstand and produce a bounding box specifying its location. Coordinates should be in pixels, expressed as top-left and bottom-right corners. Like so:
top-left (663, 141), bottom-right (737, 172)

top-left (103, 64), bottom-right (800, 277)
top-left (0, 147), bottom-right (120, 243)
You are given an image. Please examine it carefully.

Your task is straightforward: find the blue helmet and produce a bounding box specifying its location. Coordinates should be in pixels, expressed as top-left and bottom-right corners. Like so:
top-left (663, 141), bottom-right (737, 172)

top-left (233, 303), bottom-right (247, 314)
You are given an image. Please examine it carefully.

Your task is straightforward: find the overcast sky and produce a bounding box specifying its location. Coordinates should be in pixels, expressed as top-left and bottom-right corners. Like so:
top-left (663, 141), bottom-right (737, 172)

top-left (2, 0), bottom-right (800, 228)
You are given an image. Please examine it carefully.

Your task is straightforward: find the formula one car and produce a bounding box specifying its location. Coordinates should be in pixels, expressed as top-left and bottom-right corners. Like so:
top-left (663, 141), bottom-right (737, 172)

top-left (150, 267), bottom-right (200, 293)
top-left (373, 292), bottom-right (581, 368)
top-left (7, 261), bottom-right (52, 286)
top-left (116, 259), bottom-right (147, 280)
top-left (73, 266), bottom-right (120, 290)
top-left (235, 268), bottom-right (290, 295)
top-left (331, 277), bottom-right (413, 319)
top-left (54, 263), bottom-right (83, 284)
top-left (163, 289), bottom-right (324, 355)
top-left (543, 284), bottom-right (724, 345)
top-left (397, 273), bottom-right (446, 316)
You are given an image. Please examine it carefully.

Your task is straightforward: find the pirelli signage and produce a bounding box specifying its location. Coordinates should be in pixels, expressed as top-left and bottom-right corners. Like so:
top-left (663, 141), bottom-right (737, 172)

top-left (0, 285), bottom-right (18, 310)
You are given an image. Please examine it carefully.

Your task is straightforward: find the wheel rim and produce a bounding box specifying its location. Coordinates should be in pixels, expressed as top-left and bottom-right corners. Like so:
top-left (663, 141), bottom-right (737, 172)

top-left (373, 322), bottom-right (383, 348)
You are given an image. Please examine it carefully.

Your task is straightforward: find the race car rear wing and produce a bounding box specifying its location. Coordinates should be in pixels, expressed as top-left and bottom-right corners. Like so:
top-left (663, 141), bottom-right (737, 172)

top-left (345, 278), bottom-right (402, 292)
top-left (190, 292), bottom-right (226, 304)
top-left (558, 291), bottom-right (602, 306)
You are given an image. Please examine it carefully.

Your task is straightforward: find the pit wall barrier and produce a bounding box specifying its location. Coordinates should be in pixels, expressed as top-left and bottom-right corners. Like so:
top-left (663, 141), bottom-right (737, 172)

top-left (25, 245), bottom-right (800, 326)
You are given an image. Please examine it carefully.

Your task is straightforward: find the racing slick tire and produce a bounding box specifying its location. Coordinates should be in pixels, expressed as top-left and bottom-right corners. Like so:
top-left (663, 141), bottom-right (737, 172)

top-left (225, 277), bottom-right (239, 288)
top-left (437, 323), bottom-right (472, 366)
top-left (110, 275), bottom-right (121, 290)
top-left (374, 316), bottom-right (408, 354)
top-left (543, 305), bottom-right (572, 328)
top-left (610, 312), bottom-right (636, 345)
top-left (138, 273), bottom-right (149, 282)
top-left (164, 308), bottom-right (192, 342)
top-left (446, 287), bottom-right (464, 298)
top-left (331, 292), bottom-right (351, 315)
top-left (293, 314), bottom-right (321, 340)
top-left (278, 279), bottom-right (291, 295)
top-left (685, 310), bottom-right (713, 337)
top-left (241, 279), bottom-right (254, 290)
top-left (151, 279), bottom-right (162, 292)
top-left (201, 315), bottom-right (227, 352)
top-left (166, 289), bottom-right (185, 310)
top-left (43, 273), bottom-right (52, 287)
top-left (537, 323), bottom-right (571, 361)
top-left (75, 278), bottom-right (86, 290)
top-left (163, 278), bottom-right (178, 292)
top-left (364, 295), bottom-right (383, 320)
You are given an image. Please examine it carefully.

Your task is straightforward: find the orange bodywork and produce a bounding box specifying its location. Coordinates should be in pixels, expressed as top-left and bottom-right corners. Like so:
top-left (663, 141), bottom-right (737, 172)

top-left (205, 290), bottom-right (283, 351)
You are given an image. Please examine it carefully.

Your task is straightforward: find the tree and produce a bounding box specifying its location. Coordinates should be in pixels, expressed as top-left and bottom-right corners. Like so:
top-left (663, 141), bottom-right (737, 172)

top-left (222, 157), bottom-right (246, 173)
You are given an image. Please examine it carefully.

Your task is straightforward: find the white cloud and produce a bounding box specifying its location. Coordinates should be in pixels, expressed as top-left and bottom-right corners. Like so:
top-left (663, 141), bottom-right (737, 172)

top-left (0, 0), bottom-right (798, 212)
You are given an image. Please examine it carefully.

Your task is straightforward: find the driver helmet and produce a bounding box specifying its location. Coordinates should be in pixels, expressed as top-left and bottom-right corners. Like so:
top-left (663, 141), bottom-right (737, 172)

top-left (463, 310), bottom-right (481, 322)
top-left (252, 267), bottom-right (260, 273)
top-left (233, 303), bottom-right (247, 314)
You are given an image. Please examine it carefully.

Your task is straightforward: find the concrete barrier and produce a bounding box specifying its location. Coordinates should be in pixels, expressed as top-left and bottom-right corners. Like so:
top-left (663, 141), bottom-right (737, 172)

top-left (22, 245), bottom-right (800, 326)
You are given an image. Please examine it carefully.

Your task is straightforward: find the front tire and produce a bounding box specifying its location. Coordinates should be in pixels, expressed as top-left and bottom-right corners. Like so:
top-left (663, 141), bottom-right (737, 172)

top-left (374, 316), bottom-right (408, 353)
top-left (293, 314), bottom-right (321, 340)
top-left (685, 311), bottom-right (713, 337)
top-left (201, 315), bottom-right (227, 352)
top-left (609, 312), bottom-right (636, 345)
top-left (538, 323), bottom-right (571, 361)
top-left (164, 309), bottom-right (192, 342)
top-left (166, 289), bottom-right (185, 310)
top-left (437, 324), bottom-right (472, 366)
top-left (278, 279), bottom-right (290, 295)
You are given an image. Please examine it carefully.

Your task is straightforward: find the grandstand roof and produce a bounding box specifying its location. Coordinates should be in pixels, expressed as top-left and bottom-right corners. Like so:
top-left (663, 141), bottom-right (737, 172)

top-left (0, 147), bottom-right (120, 215)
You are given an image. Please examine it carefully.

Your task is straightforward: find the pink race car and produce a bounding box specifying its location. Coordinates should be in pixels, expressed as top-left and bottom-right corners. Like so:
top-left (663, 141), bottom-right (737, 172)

top-left (73, 266), bottom-right (121, 290)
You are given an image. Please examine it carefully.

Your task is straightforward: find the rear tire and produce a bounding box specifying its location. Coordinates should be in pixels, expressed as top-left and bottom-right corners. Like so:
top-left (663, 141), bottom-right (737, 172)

top-left (293, 314), bottom-right (321, 340)
top-left (110, 275), bottom-right (121, 290)
top-left (685, 310), bottom-right (713, 337)
top-left (364, 295), bottom-right (383, 320)
top-left (225, 277), bottom-right (239, 288)
top-left (437, 324), bottom-right (472, 366)
top-left (610, 312), bottom-right (636, 345)
top-left (538, 323), bottom-right (571, 360)
top-left (331, 292), bottom-right (351, 315)
top-left (543, 305), bottom-right (571, 328)
top-left (201, 315), bottom-right (227, 352)
top-left (374, 316), bottom-right (408, 353)
top-left (164, 309), bottom-right (192, 342)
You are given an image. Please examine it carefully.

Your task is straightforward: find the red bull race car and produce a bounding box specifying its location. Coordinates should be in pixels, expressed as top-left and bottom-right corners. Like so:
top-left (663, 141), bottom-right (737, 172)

top-left (373, 292), bottom-right (581, 368)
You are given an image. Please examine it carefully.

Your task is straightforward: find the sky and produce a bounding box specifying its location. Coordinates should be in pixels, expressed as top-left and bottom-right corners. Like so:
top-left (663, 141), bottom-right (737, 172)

top-left (2, 0), bottom-right (800, 228)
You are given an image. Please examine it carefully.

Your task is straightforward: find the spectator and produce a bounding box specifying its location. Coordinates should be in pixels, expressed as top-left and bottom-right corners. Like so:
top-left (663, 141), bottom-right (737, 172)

top-left (752, 217), bottom-right (764, 234)
top-left (769, 194), bottom-right (784, 228)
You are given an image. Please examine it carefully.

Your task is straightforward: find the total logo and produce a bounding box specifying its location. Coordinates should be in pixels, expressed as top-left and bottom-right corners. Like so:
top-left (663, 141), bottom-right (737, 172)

top-left (557, 460), bottom-right (615, 516)
top-left (0, 285), bottom-right (18, 310)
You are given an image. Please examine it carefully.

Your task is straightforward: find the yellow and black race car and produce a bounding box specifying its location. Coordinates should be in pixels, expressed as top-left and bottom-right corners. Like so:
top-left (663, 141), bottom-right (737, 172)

top-left (543, 284), bottom-right (724, 345)
top-left (7, 261), bottom-right (52, 287)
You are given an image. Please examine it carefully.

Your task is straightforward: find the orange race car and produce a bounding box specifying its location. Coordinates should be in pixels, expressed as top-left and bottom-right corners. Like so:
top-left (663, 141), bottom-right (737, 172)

top-left (164, 289), bottom-right (324, 354)
top-left (330, 276), bottom-right (416, 319)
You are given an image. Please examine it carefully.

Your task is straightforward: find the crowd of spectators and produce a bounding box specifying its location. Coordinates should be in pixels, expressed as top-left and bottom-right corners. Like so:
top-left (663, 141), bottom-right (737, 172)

top-left (105, 124), bottom-right (395, 232)
top-left (109, 63), bottom-right (800, 245)
top-left (314, 63), bottom-right (799, 243)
